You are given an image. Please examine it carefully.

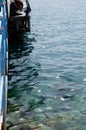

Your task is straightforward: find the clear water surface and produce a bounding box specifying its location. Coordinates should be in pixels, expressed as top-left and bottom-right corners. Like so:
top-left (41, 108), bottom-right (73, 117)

top-left (7, 0), bottom-right (86, 130)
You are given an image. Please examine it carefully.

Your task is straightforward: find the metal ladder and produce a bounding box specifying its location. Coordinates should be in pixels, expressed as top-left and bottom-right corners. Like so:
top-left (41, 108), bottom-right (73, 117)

top-left (0, 0), bottom-right (8, 129)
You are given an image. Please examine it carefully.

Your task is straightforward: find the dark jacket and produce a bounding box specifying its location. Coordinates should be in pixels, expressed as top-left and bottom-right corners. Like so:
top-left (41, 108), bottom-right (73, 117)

top-left (10, 1), bottom-right (23, 16)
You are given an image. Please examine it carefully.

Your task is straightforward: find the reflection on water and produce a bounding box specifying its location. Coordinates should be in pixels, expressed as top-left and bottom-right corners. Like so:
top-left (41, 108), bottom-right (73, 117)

top-left (8, 33), bottom-right (43, 130)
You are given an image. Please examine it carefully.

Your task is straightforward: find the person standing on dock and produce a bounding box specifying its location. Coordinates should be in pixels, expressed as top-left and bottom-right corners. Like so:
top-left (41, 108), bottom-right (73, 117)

top-left (24, 0), bottom-right (31, 16)
top-left (10, 0), bottom-right (23, 16)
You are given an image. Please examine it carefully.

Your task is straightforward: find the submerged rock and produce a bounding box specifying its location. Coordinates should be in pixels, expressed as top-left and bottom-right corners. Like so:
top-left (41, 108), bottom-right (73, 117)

top-left (20, 126), bottom-right (40, 130)
top-left (8, 124), bottom-right (40, 130)
top-left (56, 114), bottom-right (70, 123)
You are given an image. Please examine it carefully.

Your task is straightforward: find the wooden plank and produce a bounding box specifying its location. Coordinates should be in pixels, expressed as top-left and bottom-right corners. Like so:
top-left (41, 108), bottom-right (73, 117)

top-left (0, 76), bottom-right (3, 114)
top-left (0, 115), bottom-right (3, 123)
top-left (9, 14), bottom-right (29, 20)
top-left (0, 7), bottom-right (3, 16)
top-left (0, 34), bottom-right (2, 50)
top-left (0, 115), bottom-right (3, 130)
top-left (0, 35), bottom-right (2, 74)
top-left (6, 0), bottom-right (10, 17)
top-left (8, 16), bottom-right (30, 24)
top-left (0, 123), bottom-right (2, 130)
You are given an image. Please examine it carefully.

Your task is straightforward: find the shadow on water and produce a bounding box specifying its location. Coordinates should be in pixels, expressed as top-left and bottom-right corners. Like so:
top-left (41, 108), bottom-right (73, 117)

top-left (8, 34), bottom-right (34, 59)
top-left (8, 33), bottom-right (36, 79)
top-left (7, 33), bottom-right (44, 130)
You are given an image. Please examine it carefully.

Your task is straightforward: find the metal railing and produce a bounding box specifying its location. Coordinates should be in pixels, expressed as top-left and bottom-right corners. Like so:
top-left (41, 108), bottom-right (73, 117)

top-left (0, 0), bottom-right (8, 129)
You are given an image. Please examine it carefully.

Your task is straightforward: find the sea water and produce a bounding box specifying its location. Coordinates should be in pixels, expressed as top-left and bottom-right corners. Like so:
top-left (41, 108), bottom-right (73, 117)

top-left (7, 0), bottom-right (86, 129)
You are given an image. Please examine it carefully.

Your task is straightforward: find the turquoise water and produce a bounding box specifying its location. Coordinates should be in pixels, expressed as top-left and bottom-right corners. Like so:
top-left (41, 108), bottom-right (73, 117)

top-left (7, 0), bottom-right (86, 130)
